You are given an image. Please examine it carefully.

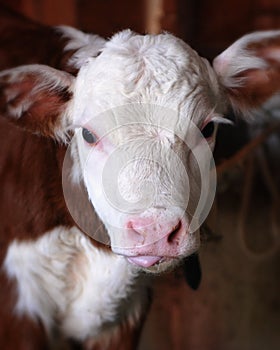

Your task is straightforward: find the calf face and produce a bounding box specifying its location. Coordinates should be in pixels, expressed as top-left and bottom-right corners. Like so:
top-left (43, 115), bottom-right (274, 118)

top-left (1, 29), bottom-right (280, 272)
top-left (70, 31), bottom-right (222, 271)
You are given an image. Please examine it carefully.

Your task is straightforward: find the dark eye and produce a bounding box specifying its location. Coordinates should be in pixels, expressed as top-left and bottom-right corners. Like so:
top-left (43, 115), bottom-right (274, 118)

top-left (201, 121), bottom-right (215, 139)
top-left (82, 128), bottom-right (97, 144)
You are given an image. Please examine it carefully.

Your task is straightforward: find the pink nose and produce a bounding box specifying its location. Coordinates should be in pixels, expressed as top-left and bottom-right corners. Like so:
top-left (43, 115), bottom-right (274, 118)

top-left (125, 216), bottom-right (185, 257)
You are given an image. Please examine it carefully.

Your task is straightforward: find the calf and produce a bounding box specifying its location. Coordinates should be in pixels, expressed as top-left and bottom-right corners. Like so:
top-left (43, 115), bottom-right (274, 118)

top-left (1, 5), bottom-right (280, 349)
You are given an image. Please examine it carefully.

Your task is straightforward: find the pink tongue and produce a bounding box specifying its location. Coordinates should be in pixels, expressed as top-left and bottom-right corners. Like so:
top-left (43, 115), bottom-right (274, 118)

top-left (127, 256), bottom-right (162, 268)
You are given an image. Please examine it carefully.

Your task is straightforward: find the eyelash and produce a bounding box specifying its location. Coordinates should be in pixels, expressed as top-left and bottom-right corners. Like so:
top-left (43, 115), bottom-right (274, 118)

top-left (82, 128), bottom-right (98, 144)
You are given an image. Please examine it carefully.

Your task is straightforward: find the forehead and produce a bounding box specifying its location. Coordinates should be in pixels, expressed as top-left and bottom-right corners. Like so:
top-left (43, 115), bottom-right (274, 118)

top-left (73, 31), bottom-right (225, 130)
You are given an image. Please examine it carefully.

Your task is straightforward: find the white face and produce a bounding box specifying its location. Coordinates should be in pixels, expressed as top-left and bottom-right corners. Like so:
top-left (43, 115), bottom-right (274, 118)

top-left (68, 31), bottom-right (227, 272)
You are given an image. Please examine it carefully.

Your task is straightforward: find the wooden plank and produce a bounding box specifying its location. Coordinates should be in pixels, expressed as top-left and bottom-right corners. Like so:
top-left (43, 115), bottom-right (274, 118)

top-left (76, 0), bottom-right (145, 37)
top-left (144, 0), bottom-right (163, 34)
top-left (21, 0), bottom-right (77, 26)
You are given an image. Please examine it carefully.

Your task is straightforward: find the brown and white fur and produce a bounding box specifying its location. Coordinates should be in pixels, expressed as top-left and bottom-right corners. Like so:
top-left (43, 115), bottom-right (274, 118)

top-left (1, 4), bottom-right (280, 349)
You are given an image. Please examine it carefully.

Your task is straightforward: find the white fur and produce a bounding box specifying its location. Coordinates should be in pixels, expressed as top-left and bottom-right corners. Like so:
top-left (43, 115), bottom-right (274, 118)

top-left (4, 226), bottom-right (146, 341)
top-left (58, 26), bottom-right (106, 69)
top-left (73, 30), bottom-right (225, 122)
top-left (70, 31), bottom-right (222, 259)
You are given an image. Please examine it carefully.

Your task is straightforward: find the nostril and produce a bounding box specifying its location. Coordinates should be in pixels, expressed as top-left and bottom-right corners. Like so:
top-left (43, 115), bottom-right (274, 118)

top-left (126, 219), bottom-right (152, 237)
top-left (167, 220), bottom-right (182, 243)
top-left (127, 221), bottom-right (140, 236)
top-left (127, 217), bottom-right (184, 244)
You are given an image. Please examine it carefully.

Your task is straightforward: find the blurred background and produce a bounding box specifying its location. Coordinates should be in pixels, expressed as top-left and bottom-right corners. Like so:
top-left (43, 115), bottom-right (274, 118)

top-left (2, 0), bottom-right (280, 59)
top-left (0, 1), bottom-right (279, 349)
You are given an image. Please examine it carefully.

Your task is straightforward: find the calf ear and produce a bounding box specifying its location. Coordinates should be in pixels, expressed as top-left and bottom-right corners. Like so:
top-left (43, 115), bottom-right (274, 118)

top-left (213, 31), bottom-right (280, 114)
top-left (0, 64), bottom-right (74, 140)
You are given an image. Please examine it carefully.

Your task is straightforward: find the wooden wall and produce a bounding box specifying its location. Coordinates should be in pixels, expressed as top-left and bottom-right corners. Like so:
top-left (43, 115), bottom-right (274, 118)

top-left (1, 0), bottom-right (279, 58)
top-left (184, 0), bottom-right (280, 58)
top-left (0, 0), bottom-right (76, 25)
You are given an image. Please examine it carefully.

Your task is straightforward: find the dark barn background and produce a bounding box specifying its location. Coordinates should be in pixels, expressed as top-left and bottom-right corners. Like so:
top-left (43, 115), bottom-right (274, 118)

top-left (0, 1), bottom-right (279, 349)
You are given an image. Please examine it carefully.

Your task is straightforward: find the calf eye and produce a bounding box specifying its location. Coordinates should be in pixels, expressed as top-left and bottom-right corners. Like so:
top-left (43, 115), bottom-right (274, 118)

top-left (82, 128), bottom-right (97, 144)
top-left (201, 121), bottom-right (215, 139)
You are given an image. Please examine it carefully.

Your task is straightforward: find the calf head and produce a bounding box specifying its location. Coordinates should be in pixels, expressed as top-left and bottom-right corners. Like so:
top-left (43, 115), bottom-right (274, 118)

top-left (1, 30), bottom-right (280, 272)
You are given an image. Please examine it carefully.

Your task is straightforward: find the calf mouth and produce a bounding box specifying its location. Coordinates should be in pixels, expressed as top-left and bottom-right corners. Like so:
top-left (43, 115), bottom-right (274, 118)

top-left (125, 254), bottom-right (181, 273)
top-left (127, 255), bottom-right (163, 268)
